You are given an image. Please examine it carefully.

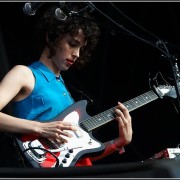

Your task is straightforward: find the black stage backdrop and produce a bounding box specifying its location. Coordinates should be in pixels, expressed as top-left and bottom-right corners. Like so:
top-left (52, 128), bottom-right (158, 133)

top-left (0, 1), bottom-right (180, 172)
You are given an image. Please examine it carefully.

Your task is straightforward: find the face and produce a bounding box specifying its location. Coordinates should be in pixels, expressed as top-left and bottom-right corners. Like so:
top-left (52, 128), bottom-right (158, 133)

top-left (51, 29), bottom-right (86, 72)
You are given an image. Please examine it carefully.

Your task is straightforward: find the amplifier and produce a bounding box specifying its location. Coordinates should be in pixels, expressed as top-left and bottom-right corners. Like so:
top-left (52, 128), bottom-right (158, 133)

top-left (148, 148), bottom-right (180, 160)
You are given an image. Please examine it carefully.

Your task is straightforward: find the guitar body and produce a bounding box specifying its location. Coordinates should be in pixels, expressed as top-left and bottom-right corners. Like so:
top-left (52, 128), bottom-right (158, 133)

top-left (15, 100), bottom-right (105, 168)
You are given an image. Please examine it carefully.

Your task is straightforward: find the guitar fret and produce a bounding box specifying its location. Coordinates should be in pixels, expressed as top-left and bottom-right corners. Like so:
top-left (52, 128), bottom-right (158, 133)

top-left (90, 110), bottom-right (115, 131)
top-left (94, 114), bottom-right (105, 125)
top-left (100, 110), bottom-right (114, 121)
top-left (141, 94), bottom-right (151, 101)
top-left (135, 96), bottom-right (147, 106)
top-left (124, 101), bottom-right (133, 111)
top-left (139, 94), bottom-right (149, 103)
top-left (147, 92), bottom-right (158, 100)
top-left (81, 118), bottom-right (96, 132)
top-left (131, 99), bottom-right (139, 107)
top-left (89, 116), bottom-right (100, 130)
top-left (146, 91), bottom-right (156, 100)
top-left (135, 97), bottom-right (143, 104)
top-left (145, 93), bottom-right (153, 100)
top-left (81, 90), bottom-right (159, 131)
top-left (81, 108), bottom-right (115, 132)
top-left (123, 91), bottom-right (158, 112)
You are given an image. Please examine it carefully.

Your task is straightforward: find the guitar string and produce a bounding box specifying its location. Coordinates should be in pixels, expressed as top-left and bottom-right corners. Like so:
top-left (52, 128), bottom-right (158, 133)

top-left (80, 90), bottom-right (159, 132)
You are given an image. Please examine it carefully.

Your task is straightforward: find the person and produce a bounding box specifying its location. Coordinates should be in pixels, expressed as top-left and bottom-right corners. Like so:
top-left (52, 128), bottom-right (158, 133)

top-left (0, 2), bottom-right (133, 167)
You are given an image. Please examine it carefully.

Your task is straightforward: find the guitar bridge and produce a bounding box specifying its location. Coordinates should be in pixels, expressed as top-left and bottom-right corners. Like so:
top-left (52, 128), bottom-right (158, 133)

top-left (28, 140), bottom-right (46, 159)
top-left (22, 138), bottom-right (62, 164)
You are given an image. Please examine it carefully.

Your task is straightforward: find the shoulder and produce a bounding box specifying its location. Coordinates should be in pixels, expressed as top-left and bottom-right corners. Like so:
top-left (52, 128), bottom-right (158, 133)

top-left (9, 65), bottom-right (34, 79)
top-left (11, 65), bottom-right (32, 75)
top-left (0, 65), bottom-right (35, 101)
top-left (7, 65), bottom-right (34, 85)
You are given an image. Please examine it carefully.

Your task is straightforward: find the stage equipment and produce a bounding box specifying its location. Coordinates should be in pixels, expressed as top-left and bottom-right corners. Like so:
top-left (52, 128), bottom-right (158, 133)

top-left (148, 148), bottom-right (180, 161)
top-left (23, 2), bottom-right (45, 16)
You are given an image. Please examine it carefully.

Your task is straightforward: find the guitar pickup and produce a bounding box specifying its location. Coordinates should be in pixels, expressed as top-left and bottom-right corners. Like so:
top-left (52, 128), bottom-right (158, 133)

top-left (75, 130), bottom-right (83, 138)
top-left (74, 124), bottom-right (83, 138)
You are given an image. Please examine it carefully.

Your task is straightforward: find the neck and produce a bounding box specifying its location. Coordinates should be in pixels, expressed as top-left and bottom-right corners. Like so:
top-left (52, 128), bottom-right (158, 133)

top-left (40, 48), bottom-right (60, 77)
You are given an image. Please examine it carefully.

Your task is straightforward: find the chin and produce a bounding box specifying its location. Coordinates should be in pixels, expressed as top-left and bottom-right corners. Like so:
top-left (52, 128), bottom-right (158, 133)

top-left (62, 66), bottom-right (70, 71)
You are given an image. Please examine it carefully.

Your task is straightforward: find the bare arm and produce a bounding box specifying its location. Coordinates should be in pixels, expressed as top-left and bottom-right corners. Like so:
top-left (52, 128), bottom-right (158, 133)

top-left (0, 65), bottom-right (76, 142)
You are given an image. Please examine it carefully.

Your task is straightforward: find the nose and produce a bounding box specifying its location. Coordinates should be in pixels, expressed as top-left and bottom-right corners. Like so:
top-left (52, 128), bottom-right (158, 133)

top-left (72, 48), bottom-right (80, 59)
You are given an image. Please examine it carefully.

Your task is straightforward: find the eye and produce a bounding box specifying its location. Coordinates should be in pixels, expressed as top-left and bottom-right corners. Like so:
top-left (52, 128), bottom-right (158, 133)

top-left (69, 41), bottom-right (77, 47)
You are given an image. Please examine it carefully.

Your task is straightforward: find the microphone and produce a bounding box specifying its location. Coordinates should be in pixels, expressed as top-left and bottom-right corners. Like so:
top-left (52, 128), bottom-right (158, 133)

top-left (23, 2), bottom-right (45, 16)
top-left (54, 7), bottom-right (68, 21)
top-left (54, 2), bottom-right (71, 21)
top-left (54, 2), bottom-right (96, 22)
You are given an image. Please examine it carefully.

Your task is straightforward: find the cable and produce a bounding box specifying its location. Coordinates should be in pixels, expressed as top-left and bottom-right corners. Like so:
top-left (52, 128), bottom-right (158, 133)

top-left (109, 2), bottom-right (171, 57)
top-left (89, 2), bottom-right (170, 58)
top-left (23, 147), bottom-right (59, 167)
top-left (111, 3), bottom-right (171, 57)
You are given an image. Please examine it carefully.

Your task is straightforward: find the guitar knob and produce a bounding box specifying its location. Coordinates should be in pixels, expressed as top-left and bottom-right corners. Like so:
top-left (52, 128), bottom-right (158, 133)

top-left (88, 139), bottom-right (92, 145)
top-left (62, 158), bottom-right (67, 163)
top-left (65, 153), bottom-right (70, 158)
top-left (69, 149), bottom-right (73, 153)
top-left (59, 163), bottom-right (64, 167)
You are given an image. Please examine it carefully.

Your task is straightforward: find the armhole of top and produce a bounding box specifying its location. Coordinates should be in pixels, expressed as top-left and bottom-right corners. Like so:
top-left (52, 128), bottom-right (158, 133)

top-left (28, 66), bottom-right (38, 95)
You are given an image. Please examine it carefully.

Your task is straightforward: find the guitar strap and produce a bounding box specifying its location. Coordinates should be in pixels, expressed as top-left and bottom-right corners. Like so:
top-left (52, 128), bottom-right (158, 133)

top-left (65, 81), bottom-right (94, 104)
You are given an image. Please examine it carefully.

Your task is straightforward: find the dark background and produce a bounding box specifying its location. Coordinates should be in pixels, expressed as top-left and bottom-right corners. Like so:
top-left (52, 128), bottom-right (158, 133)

top-left (0, 2), bottom-right (180, 167)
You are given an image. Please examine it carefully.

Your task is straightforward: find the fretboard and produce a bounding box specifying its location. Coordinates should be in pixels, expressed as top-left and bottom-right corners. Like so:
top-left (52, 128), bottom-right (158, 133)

top-left (80, 90), bottom-right (159, 132)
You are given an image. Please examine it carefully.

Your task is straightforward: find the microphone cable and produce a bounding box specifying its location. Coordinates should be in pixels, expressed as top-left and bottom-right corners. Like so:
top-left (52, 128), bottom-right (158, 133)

top-left (109, 2), bottom-right (170, 58)
top-left (88, 2), bottom-right (171, 58)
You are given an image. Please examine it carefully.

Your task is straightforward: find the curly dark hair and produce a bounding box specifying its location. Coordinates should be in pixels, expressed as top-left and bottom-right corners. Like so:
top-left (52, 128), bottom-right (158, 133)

top-left (35, 2), bottom-right (101, 68)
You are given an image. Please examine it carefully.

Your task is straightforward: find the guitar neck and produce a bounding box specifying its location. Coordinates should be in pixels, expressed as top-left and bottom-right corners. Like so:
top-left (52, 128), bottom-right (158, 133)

top-left (80, 90), bottom-right (159, 132)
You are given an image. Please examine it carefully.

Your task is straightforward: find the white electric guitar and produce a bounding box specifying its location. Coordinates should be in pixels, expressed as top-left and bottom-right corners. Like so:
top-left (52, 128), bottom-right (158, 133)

top-left (15, 84), bottom-right (178, 168)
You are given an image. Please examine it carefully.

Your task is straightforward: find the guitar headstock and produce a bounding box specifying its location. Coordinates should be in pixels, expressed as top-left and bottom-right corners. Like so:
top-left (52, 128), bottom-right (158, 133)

top-left (154, 83), bottom-right (180, 99)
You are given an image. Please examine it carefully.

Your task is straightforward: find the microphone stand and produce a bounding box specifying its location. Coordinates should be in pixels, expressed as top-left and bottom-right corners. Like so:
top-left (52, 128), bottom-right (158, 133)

top-left (167, 54), bottom-right (180, 113)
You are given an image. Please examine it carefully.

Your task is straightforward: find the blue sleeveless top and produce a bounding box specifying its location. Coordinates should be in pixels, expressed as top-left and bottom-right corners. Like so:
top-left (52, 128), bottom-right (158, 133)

top-left (12, 61), bottom-right (75, 121)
